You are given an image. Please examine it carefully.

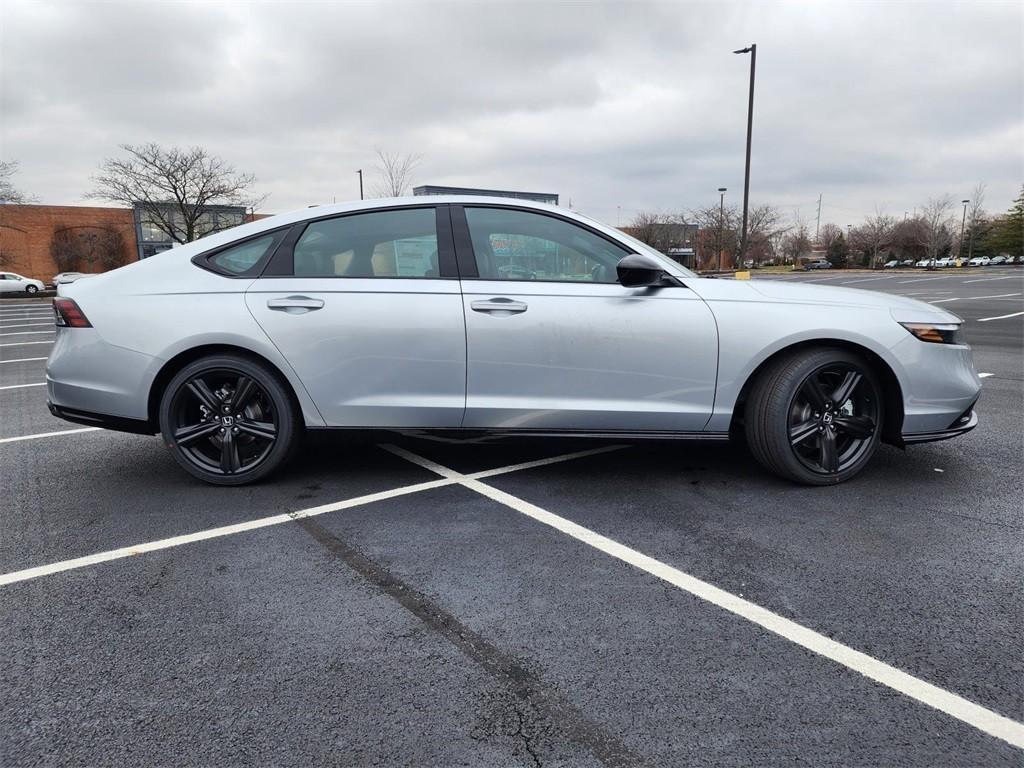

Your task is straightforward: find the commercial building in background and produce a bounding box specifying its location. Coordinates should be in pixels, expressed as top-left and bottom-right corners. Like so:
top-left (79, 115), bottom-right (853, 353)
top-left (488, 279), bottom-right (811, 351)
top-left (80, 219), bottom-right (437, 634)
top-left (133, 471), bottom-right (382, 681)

top-left (0, 203), bottom-right (259, 280)
top-left (413, 185), bottom-right (559, 205)
top-left (133, 203), bottom-right (248, 260)
top-left (618, 222), bottom-right (698, 269)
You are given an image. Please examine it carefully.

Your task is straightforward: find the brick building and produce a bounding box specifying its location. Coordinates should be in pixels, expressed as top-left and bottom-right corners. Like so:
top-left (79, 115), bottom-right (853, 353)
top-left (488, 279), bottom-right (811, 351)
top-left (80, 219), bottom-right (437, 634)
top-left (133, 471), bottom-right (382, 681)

top-left (0, 203), bottom-right (259, 281)
top-left (0, 204), bottom-right (136, 280)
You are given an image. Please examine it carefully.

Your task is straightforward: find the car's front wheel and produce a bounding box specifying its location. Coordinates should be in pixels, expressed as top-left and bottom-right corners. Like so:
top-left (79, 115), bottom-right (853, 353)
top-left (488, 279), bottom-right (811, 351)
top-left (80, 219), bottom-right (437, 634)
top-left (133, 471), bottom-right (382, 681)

top-left (25, 284), bottom-right (38, 294)
top-left (159, 354), bottom-right (300, 485)
top-left (745, 348), bottom-right (883, 485)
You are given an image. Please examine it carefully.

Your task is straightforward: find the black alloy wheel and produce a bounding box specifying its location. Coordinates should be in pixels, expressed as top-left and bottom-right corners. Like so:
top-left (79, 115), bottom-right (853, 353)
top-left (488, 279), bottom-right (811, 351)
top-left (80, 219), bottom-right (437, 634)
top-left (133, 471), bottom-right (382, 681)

top-left (745, 348), bottom-right (884, 486)
top-left (787, 362), bottom-right (880, 476)
top-left (25, 285), bottom-right (38, 294)
top-left (159, 355), bottom-right (299, 485)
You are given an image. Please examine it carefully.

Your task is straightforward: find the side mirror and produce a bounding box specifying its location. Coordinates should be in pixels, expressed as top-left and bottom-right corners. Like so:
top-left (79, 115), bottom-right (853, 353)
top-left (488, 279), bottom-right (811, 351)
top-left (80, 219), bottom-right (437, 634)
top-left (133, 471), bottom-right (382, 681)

top-left (616, 253), bottom-right (674, 288)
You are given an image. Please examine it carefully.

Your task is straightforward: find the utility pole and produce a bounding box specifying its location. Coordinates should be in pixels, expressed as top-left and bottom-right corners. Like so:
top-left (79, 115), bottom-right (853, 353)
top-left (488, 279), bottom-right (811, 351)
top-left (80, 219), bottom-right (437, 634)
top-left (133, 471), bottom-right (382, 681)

top-left (816, 194), bottom-right (822, 240)
top-left (717, 187), bottom-right (727, 271)
top-left (958, 199), bottom-right (969, 260)
top-left (356, 169), bottom-right (364, 200)
top-left (733, 43), bottom-right (757, 263)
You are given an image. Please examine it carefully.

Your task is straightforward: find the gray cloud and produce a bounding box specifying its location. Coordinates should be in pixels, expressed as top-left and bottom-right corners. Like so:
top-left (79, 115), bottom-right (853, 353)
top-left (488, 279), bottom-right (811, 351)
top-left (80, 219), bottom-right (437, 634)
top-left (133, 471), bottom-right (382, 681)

top-left (2, 0), bottom-right (1021, 227)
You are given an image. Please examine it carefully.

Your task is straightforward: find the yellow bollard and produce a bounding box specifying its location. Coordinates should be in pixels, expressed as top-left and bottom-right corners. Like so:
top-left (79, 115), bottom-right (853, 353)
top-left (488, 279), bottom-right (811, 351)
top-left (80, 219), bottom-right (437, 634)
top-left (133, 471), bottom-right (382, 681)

top-left (735, 270), bottom-right (751, 280)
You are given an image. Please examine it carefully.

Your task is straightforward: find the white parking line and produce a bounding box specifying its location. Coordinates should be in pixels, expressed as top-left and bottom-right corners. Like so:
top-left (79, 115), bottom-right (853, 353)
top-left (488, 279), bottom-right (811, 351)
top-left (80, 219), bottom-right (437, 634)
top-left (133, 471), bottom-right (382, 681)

top-left (0, 330), bottom-right (54, 336)
top-left (0, 445), bottom-right (621, 584)
top-left (898, 276), bottom-right (953, 284)
top-left (979, 373), bottom-right (994, 378)
top-left (0, 322), bottom-right (53, 329)
top-left (0, 427), bottom-right (101, 444)
top-left (0, 340), bottom-right (53, 347)
top-left (0, 357), bottom-right (47, 364)
top-left (381, 446), bottom-right (1024, 751)
top-left (964, 276), bottom-right (1019, 284)
top-left (841, 276), bottom-right (891, 284)
top-left (977, 311), bottom-right (1024, 323)
top-left (0, 382), bottom-right (45, 391)
top-left (0, 304), bottom-right (50, 309)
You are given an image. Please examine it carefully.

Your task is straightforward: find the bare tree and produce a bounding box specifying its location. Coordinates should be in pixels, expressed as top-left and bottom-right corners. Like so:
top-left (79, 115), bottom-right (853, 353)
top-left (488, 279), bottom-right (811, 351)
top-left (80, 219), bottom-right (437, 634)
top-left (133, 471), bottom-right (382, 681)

top-left (373, 149), bottom-right (420, 197)
top-left (688, 203), bottom-right (739, 269)
top-left (782, 218), bottom-right (813, 263)
top-left (852, 210), bottom-right (896, 268)
top-left (0, 160), bottom-right (37, 204)
top-left (965, 182), bottom-right (987, 260)
top-left (87, 143), bottom-right (264, 244)
top-left (745, 204), bottom-right (788, 264)
top-left (817, 222), bottom-right (843, 251)
top-left (50, 225), bottom-right (129, 272)
top-left (919, 195), bottom-right (955, 260)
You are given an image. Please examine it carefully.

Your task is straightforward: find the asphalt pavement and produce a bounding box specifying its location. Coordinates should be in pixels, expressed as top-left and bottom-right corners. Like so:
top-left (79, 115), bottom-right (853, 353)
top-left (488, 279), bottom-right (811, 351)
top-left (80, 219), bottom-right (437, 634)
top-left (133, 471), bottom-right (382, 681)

top-left (1, 269), bottom-right (1021, 767)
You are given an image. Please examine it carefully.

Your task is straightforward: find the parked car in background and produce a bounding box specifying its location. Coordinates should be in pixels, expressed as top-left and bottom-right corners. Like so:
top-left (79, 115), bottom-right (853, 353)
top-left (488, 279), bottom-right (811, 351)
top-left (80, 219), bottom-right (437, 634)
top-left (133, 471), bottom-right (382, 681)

top-left (52, 272), bottom-right (96, 286)
top-left (915, 258), bottom-right (935, 268)
top-left (988, 255), bottom-right (1007, 266)
top-left (967, 256), bottom-right (991, 267)
top-left (0, 271), bottom-right (45, 294)
top-left (47, 196), bottom-right (981, 488)
top-left (803, 259), bottom-right (832, 270)
top-left (883, 260), bottom-right (899, 269)
top-left (934, 257), bottom-right (954, 268)
top-left (899, 259), bottom-right (915, 267)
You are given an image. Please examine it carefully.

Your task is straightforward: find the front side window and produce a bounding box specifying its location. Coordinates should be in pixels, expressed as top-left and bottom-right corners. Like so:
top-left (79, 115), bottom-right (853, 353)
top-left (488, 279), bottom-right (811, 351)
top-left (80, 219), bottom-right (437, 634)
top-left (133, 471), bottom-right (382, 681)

top-left (464, 207), bottom-right (630, 282)
top-left (293, 208), bottom-right (438, 278)
top-left (208, 234), bottom-right (278, 275)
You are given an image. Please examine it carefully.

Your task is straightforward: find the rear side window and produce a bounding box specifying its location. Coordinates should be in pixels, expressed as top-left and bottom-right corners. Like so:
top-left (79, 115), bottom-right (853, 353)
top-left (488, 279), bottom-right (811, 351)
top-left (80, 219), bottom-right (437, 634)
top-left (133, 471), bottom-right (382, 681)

top-left (208, 234), bottom-right (278, 275)
top-left (293, 208), bottom-right (438, 278)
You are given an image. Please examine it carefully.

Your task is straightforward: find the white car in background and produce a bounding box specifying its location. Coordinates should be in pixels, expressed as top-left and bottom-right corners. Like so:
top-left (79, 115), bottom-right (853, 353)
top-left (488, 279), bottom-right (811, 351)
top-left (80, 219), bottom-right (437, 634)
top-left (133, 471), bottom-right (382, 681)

top-left (52, 272), bottom-right (96, 286)
top-left (915, 258), bottom-right (935, 268)
top-left (967, 256), bottom-right (991, 267)
top-left (934, 258), bottom-right (955, 268)
top-left (0, 271), bottom-right (45, 294)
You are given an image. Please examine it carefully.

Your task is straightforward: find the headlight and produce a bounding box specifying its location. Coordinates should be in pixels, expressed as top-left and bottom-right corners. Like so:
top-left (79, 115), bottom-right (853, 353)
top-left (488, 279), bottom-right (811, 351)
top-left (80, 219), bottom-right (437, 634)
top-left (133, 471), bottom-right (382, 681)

top-left (899, 322), bottom-right (963, 344)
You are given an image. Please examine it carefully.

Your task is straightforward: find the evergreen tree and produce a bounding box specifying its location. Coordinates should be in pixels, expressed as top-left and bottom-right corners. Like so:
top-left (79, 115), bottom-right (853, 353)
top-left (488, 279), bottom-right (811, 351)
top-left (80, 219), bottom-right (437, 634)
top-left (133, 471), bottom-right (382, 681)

top-left (985, 187), bottom-right (1024, 256)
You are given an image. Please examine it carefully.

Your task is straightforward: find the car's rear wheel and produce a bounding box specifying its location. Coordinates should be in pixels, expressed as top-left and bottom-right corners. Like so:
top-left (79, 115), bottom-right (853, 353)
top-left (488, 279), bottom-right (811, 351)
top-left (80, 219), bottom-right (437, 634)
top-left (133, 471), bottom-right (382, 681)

top-left (25, 285), bottom-right (38, 294)
top-left (745, 348), bottom-right (883, 485)
top-left (159, 354), bottom-right (300, 485)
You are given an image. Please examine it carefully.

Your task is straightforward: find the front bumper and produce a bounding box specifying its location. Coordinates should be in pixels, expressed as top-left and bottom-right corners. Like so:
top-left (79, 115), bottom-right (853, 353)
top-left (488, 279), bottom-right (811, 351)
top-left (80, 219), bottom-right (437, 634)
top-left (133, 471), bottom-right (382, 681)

top-left (902, 406), bottom-right (978, 444)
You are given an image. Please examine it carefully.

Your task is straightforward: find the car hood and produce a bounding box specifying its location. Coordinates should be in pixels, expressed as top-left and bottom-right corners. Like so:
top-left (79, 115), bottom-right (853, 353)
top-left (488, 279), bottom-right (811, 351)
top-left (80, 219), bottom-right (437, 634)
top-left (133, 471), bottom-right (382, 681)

top-left (709, 279), bottom-right (962, 323)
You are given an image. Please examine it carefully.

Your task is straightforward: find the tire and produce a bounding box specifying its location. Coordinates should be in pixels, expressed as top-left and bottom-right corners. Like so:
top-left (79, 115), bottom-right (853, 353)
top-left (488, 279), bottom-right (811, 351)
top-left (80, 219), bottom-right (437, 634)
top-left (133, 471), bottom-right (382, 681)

top-left (25, 285), bottom-right (38, 294)
top-left (159, 354), bottom-right (300, 485)
top-left (745, 348), bottom-right (883, 486)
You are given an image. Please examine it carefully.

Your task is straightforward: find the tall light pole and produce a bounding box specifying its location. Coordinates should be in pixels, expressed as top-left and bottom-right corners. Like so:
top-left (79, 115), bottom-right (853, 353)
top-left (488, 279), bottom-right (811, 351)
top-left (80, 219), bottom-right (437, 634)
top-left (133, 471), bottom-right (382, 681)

top-left (718, 187), bottom-right (727, 271)
top-left (733, 44), bottom-right (756, 263)
top-left (958, 199), bottom-right (969, 260)
top-left (356, 169), bottom-right (364, 200)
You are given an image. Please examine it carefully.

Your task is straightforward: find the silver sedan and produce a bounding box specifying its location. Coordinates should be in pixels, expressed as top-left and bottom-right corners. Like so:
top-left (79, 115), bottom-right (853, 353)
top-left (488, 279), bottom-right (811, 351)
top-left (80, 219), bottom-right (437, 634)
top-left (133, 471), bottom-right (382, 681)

top-left (47, 197), bottom-right (980, 486)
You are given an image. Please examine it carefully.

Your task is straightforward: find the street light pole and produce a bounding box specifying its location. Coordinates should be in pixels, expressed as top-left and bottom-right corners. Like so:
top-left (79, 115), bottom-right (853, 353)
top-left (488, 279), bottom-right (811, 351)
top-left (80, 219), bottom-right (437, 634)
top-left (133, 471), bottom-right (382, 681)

top-left (958, 199), bottom-right (969, 261)
top-left (733, 43), bottom-right (756, 263)
top-left (718, 187), bottom-right (727, 272)
top-left (357, 169), bottom-right (364, 200)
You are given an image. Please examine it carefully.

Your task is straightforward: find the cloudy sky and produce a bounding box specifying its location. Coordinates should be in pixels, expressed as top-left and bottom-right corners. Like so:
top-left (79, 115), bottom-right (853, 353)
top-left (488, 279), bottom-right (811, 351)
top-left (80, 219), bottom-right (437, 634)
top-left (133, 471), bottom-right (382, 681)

top-left (2, 0), bottom-right (1021, 227)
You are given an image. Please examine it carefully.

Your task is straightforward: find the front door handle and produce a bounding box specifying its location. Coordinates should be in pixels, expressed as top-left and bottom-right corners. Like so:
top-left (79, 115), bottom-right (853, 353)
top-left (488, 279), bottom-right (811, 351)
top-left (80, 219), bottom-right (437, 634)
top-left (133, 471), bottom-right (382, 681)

top-left (267, 295), bottom-right (325, 313)
top-left (470, 298), bottom-right (528, 315)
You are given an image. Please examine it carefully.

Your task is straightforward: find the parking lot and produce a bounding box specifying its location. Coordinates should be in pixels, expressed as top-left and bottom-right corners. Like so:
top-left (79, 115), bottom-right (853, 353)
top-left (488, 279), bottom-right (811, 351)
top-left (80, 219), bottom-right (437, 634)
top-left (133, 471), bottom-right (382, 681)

top-left (1, 270), bottom-right (1021, 766)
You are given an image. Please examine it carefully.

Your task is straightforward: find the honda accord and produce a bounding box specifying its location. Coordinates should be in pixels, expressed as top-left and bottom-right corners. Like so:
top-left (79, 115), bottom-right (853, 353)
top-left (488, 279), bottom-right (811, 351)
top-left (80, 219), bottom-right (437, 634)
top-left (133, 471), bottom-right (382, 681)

top-left (46, 197), bottom-right (980, 485)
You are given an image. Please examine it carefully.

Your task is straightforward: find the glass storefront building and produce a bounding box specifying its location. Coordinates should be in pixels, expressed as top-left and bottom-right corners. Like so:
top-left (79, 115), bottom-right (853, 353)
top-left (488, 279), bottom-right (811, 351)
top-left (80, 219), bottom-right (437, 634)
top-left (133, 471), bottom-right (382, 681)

top-left (132, 203), bottom-right (247, 259)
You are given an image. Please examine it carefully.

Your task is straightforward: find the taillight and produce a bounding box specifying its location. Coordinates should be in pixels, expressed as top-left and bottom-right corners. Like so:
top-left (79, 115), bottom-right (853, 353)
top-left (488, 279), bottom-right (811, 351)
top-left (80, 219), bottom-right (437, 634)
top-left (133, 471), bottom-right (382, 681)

top-left (53, 298), bottom-right (92, 328)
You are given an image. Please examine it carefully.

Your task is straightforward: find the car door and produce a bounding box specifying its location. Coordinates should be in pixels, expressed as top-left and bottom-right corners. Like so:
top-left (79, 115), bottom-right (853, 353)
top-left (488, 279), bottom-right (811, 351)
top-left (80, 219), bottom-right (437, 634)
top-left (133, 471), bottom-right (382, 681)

top-left (245, 205), bottom-right (466, 428)
top-left (453, 205), bottom-right (719, 432)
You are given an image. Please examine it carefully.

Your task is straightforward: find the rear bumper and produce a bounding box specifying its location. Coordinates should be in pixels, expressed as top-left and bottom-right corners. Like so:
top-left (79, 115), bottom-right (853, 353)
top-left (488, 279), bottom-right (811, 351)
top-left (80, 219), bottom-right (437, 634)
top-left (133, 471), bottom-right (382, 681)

top-left (901, 407), bottom-right (978, 444)
top-left (47, 402), bottom-right (155, 435)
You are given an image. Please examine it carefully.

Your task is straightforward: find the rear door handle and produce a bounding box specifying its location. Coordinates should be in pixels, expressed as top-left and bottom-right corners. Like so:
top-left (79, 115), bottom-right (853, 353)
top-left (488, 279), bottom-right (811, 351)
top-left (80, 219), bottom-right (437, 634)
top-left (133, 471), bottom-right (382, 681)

top-left (470, 298), bottom-right (528, 315)
top-left (267, 295), bottom-right (324, 313)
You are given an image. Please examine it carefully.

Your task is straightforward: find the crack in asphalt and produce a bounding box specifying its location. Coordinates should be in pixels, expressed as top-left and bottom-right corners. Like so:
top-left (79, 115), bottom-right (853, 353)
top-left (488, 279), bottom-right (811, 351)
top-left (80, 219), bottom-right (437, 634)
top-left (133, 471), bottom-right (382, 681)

top-left (291, 513), bottom-right (647, 768)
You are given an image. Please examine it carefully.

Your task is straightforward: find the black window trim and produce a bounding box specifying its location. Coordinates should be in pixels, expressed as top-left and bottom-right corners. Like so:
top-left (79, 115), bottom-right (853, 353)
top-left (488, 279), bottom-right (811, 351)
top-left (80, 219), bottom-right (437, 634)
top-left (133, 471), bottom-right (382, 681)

top-left (449, 203), bottom-right (638, 284)
top-left (258, 203), bottom-right (459, 280)
top-left (191, 227), bottom-right (291, 278)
